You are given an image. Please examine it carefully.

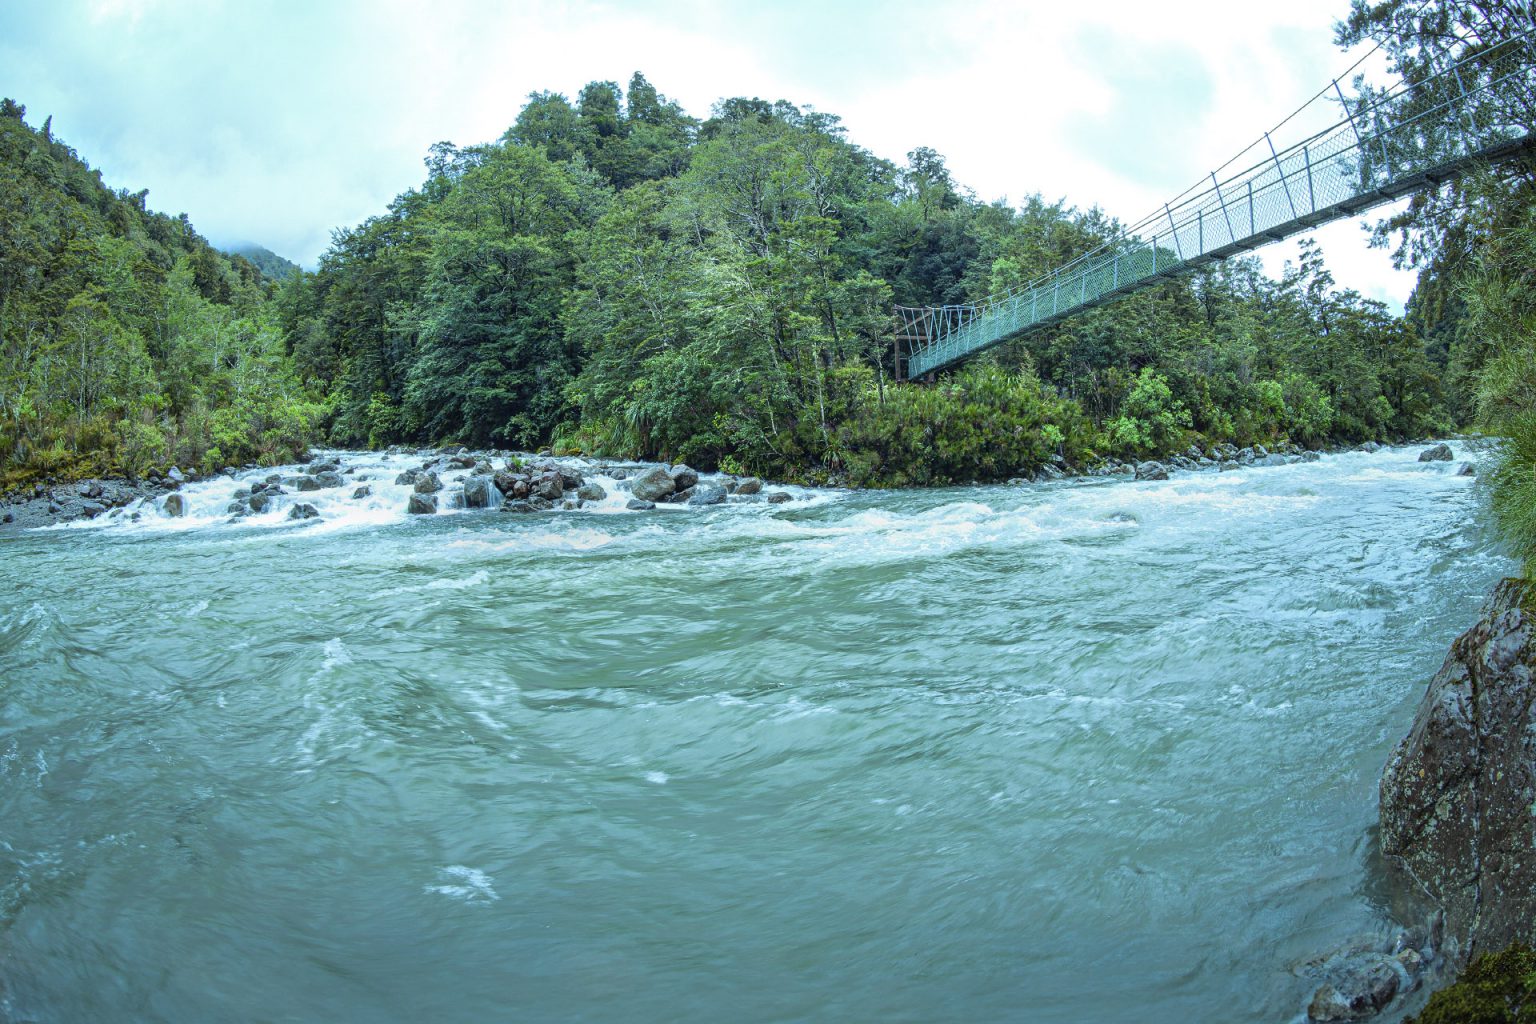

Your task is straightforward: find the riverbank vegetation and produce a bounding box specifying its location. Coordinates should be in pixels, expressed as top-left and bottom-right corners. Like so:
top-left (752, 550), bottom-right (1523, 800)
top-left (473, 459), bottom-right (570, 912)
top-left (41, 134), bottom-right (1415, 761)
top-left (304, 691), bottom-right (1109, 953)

top-left (1, 1), bottom-right (1532, 502)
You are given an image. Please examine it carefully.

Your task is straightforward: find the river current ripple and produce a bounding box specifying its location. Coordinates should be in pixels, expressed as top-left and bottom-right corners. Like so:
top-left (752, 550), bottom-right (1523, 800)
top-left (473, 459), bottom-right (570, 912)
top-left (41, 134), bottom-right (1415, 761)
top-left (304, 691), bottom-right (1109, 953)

top-left (0, 444), bottom-right (1513, 1023)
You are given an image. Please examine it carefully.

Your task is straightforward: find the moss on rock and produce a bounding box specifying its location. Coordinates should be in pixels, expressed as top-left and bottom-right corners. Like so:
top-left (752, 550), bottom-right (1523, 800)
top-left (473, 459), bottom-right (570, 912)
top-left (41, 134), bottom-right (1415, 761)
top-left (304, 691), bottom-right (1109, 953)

top-left (1407, 944), bottom-right (1536, 1023)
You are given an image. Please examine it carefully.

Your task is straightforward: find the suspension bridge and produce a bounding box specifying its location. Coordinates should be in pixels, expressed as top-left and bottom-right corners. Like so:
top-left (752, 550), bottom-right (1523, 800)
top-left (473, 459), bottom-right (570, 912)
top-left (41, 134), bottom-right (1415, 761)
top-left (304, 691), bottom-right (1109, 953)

top-left (896, 29), bottom-right (1536, 380)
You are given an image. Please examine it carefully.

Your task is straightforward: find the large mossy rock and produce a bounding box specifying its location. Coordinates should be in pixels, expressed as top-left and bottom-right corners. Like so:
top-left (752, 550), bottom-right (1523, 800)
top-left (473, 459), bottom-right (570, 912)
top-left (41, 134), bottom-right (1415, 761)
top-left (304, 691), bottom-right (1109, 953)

top-left (1406, 943), bottom-right (1536, 1023)
top-left (1381, 579), bottom-right (1536, 959)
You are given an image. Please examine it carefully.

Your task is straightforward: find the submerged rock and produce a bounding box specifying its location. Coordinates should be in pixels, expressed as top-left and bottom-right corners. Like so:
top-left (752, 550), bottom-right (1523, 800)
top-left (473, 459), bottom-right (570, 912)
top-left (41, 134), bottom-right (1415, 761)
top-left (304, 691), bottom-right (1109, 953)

top-left (629, 466), bottom-right (676, 503)
top-left (625, 498), bottom-right (656, 511)
top-left (687, 483), bottom-right (727, 506)
top-left (1456, 462), bottom-right (1475, 477)
top-left (1380, 578), bottom-right (1536, 958)
top-left (1419, 443), bottom-right (1453, 462)
top-left (1306, 956), bottom-right (1400, 1021)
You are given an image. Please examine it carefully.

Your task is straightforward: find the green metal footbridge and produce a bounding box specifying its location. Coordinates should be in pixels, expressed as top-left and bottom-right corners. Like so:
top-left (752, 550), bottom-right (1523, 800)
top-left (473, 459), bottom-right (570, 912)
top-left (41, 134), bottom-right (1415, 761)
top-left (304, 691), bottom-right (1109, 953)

top-left (896, 29), bottom-right (1536, 379)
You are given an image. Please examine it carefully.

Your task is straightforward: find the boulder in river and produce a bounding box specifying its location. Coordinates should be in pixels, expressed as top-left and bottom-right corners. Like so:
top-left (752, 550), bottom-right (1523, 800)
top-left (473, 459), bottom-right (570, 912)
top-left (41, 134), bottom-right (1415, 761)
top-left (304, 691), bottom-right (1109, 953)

top-left (394, 469), bottom-right (420, 486)
top-left (765, 491), bottom-right (793, 504)
top-left (288, 475), bottom-right (323, 492)
top-left (1380, 578), bottom-right (1536, 958)
top-left (735, 476), bottom-right (763, 496)
top-left (1305, 956), bottom-right (1401, 1022)
top-left (248, 492), bottom-right (277, 513)
top-left (1456, 462), bottom-right (1475, 477)
top-left (629, 466), bottom-right (676, 503)
top-left (463, 476), bottom-right (501, 509)
top-left (414, 472), bottom-right (442, 495)
top-left (625, 498), bottom-right (656, 511)
top-left (1418, 443), bottom-right (1453, 462)
top-left (407, 493), bottom-right (438, 515)
top-left (687, 483), bottom-right (727, 506)
top-left (163, 494), bottom-right (189, 517)
top-left (576, 482), bottom-right (607, 502)
top-left (287, 503), bottom-right (320, 521)
top-left (533, 472), bottom-right (564, 501)
top-left (351, 485), bottom-right (372, 500)
top-left (307, 462), bottom-right (339, 475)
top-left (312, 471), bottom-right (345, 489)
top-left (669, 464), bottom-right (700, 491)
top-left (1135, 461), bottom-right (1169, 481)
top-left (1219, 461), bottom-right (1242, 472)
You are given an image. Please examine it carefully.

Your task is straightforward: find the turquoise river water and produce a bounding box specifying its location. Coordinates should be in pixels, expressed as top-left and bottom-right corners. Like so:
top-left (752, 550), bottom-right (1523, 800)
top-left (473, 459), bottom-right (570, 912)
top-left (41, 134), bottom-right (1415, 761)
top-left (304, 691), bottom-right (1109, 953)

top-left (0, 443), bottom-right (1513, 1023)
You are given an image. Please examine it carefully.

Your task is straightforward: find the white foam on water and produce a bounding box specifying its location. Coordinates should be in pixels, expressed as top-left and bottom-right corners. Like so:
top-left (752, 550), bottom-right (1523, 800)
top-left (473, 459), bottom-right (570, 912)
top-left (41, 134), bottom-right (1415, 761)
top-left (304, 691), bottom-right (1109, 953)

top-left (424, 865), bottom-right (500, 904)
top-left (375, 569), bottom-right (491, 598)
top-left (318, 638), bottom-right (353, 672)
top-left (295, 637), bottom-right (369, 767)
top-left (644, 771), bottom-right (670, 785)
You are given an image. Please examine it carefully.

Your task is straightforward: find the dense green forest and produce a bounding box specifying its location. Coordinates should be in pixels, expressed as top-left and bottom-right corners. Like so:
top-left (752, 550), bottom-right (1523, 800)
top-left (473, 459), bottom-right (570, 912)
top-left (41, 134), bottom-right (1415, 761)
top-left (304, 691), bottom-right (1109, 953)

top-left (1, 0), bottom-right (1533, 563)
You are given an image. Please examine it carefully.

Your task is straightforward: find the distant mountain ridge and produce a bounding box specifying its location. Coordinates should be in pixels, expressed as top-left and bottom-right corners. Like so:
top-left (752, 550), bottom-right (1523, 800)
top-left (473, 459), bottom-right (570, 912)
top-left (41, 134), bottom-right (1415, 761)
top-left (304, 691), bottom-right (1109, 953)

top-left (225, 243), bottom-right (301, 282)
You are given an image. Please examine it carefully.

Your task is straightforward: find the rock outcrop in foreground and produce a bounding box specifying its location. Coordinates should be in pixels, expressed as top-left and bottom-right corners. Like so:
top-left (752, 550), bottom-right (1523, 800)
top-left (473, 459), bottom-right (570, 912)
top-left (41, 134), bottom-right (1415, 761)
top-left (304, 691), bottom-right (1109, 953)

top-left (1380, 577), bottom-right (1536, 960)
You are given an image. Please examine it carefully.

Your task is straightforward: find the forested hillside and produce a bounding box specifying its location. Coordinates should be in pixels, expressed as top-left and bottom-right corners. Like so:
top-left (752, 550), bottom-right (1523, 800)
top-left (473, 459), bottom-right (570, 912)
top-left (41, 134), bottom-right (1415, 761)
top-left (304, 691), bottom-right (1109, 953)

top-left (0, 99), bottom-right (318, 485)
top-left (1, 31), bottom-right (1527, 490)
top-left (227, 243), bottom-right (301, 283)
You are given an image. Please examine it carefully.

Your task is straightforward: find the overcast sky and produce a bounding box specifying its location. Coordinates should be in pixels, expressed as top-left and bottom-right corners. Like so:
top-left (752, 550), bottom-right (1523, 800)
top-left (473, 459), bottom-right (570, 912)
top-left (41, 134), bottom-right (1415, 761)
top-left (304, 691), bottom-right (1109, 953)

top-left (0, 0), bottom-right (1418, 306)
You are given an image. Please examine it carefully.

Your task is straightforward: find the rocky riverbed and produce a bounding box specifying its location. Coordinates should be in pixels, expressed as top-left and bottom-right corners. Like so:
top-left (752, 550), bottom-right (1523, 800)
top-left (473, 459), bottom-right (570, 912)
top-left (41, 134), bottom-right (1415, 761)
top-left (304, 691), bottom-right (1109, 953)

top-left (0, 448), bottom-right (806, 532)
top-left (0, 439), bottom-right (1481, 533)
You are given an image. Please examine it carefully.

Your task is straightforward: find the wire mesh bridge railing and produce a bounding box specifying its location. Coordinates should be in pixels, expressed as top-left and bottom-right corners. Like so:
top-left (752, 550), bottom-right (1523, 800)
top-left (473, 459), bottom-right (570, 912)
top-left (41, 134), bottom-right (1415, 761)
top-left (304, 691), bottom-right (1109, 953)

top-left (897, 30), bottom-right (1536, 379)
